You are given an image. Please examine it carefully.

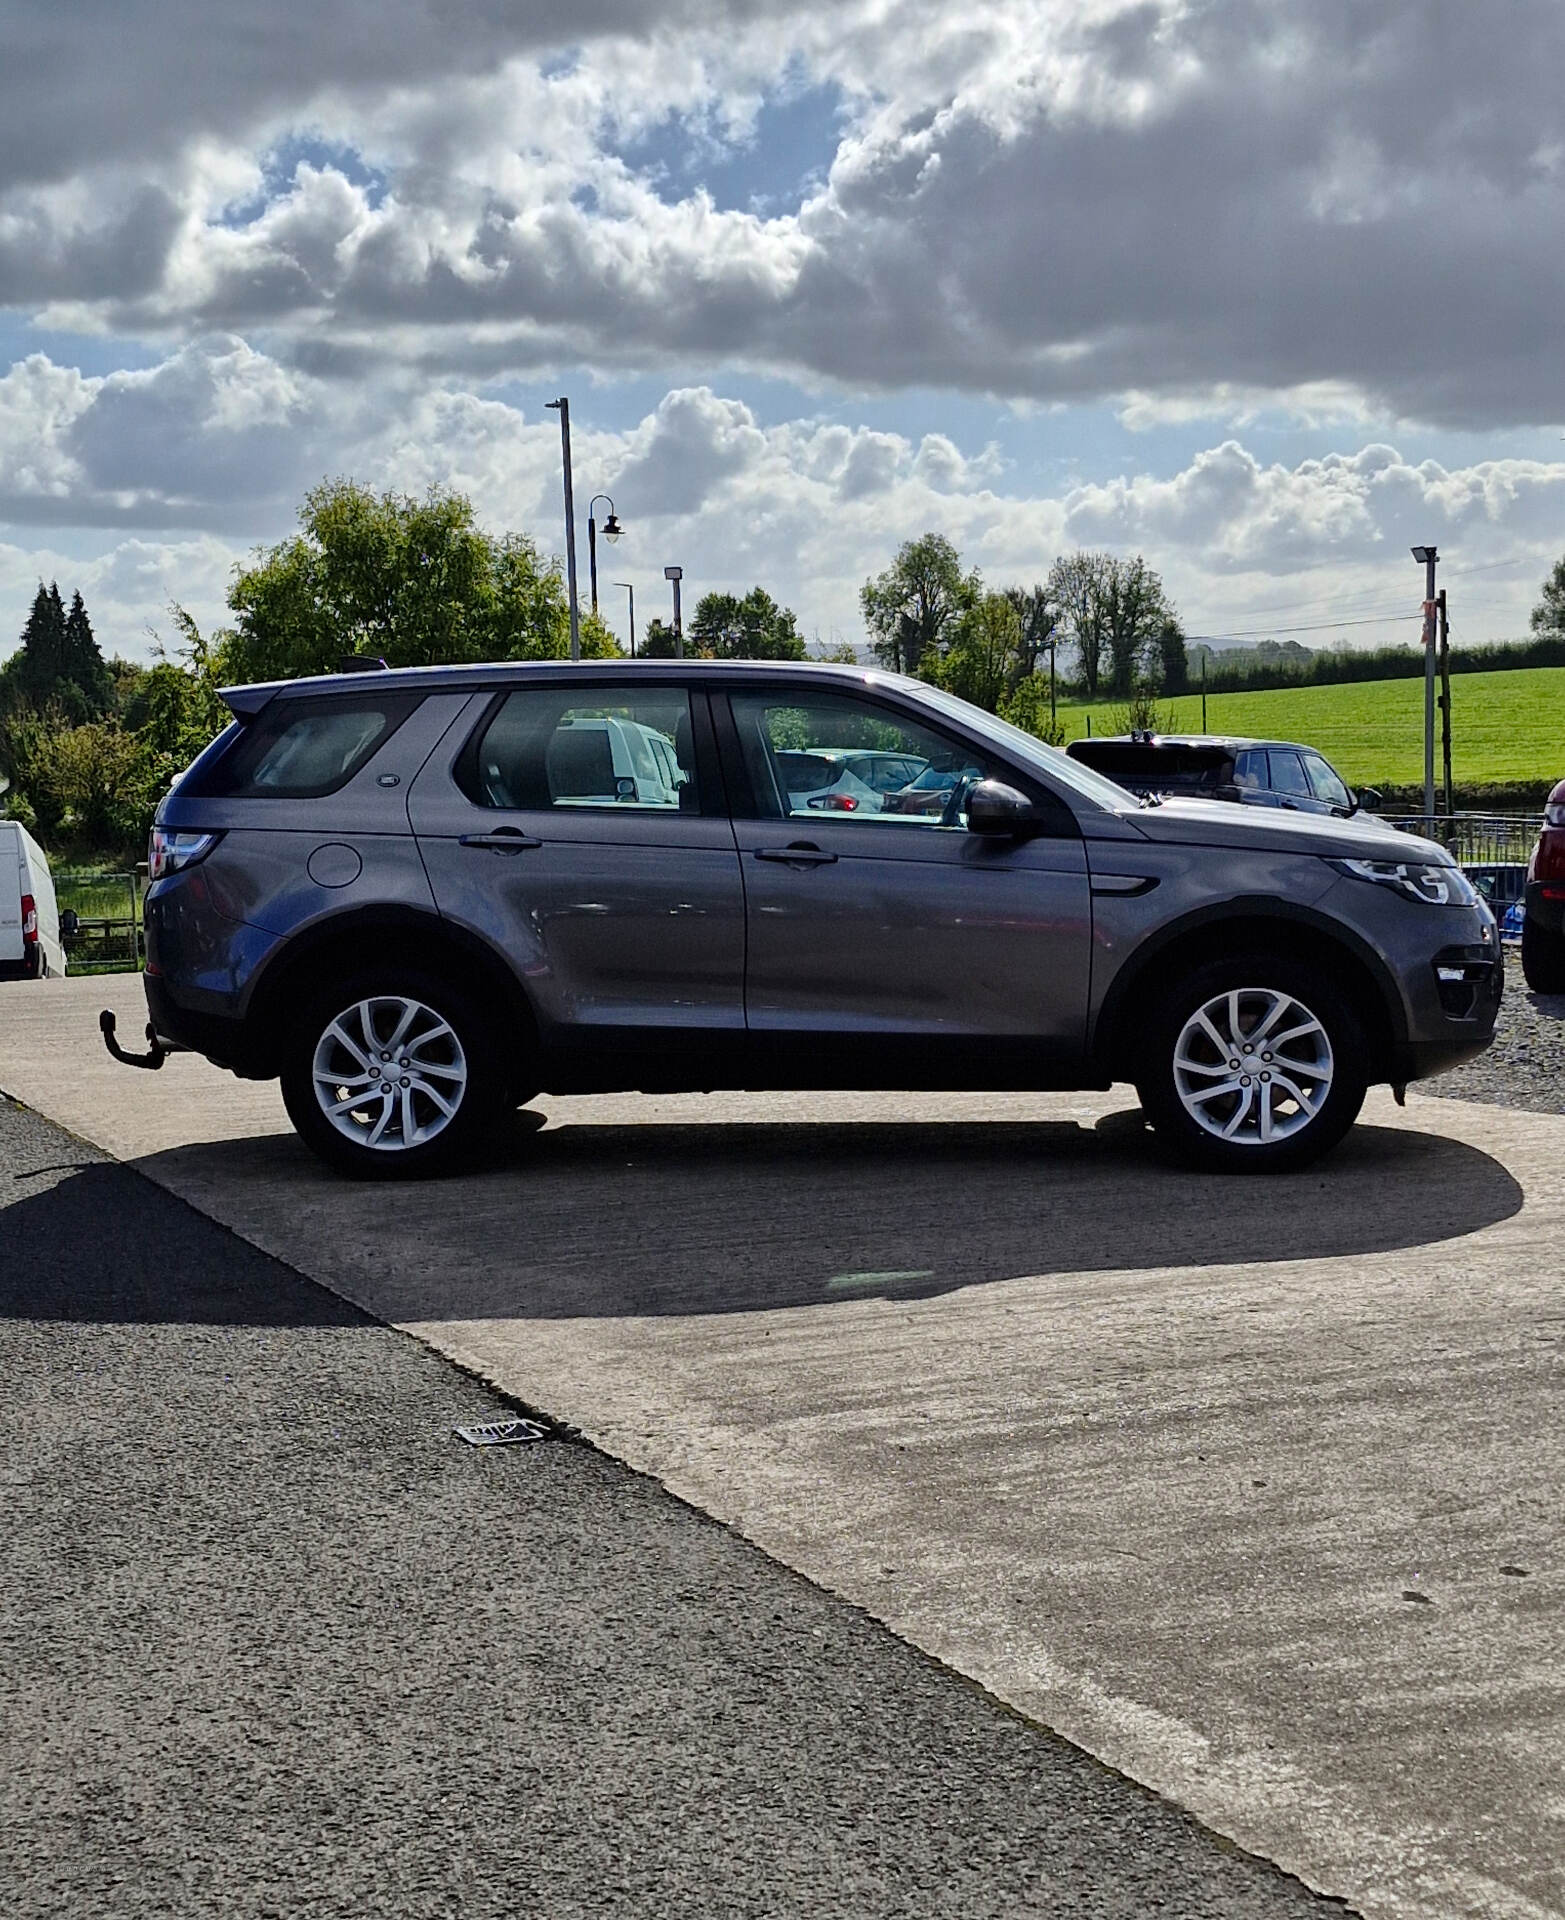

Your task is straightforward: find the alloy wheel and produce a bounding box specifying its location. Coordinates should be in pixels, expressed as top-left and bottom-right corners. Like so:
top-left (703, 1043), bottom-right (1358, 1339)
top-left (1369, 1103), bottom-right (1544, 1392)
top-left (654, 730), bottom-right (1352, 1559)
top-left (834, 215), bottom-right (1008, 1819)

top-left (1171, 986), bottom-right (1334, 1146)
top-left (311, 994), bottom-right (468, 1153)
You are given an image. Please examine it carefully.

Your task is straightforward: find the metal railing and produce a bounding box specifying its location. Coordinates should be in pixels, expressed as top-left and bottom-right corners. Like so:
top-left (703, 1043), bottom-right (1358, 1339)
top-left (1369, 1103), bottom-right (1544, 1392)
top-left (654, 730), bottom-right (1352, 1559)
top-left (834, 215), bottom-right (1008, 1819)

top-left (1380, 812), bottom-right (1542, 869)
top-left (55, 869), bottom-right (142, 970)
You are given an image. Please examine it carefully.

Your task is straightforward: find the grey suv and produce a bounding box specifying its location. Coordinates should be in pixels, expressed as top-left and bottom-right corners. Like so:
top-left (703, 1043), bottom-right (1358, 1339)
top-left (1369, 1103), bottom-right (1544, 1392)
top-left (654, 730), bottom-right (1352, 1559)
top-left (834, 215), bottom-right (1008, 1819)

top-left (131, 661), bottom-right (1500, 1177)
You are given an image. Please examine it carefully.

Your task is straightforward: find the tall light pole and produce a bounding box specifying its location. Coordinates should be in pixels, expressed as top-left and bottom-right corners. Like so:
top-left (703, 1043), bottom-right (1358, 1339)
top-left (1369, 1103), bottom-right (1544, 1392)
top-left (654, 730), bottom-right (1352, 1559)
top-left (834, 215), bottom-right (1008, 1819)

top-left (614, 581), bottom-right (635, 656)
top-left (1412, 545), bottom-right (1439, 820)
top-left (587, 494), bottom-right (622, 617)
top-left (664, 565), bottom-right (684, 659)
top-left (545, 398), bottom-right (581, 660)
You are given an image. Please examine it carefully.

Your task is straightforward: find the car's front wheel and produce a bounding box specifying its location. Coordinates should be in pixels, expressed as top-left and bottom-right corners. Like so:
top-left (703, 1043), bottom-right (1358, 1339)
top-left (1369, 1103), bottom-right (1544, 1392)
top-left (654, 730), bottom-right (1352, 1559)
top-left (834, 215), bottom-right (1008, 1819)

top-left (281, 968), bottom-right (504, 1178)
top-left (1136, 955), bottom-right (1367, 1173)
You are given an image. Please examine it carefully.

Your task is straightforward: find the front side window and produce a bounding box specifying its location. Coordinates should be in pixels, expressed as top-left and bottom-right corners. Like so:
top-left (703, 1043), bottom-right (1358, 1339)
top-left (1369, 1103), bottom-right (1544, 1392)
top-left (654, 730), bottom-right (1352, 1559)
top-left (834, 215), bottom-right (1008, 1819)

top-left (729, 690), bottom-right (996, 826)
top-left (1303, 752), bottom-right (1351, 809)
top-left (1266, 750), bottom-right (1312, 799)
top-left (460, 687), bottom-right (699, 813)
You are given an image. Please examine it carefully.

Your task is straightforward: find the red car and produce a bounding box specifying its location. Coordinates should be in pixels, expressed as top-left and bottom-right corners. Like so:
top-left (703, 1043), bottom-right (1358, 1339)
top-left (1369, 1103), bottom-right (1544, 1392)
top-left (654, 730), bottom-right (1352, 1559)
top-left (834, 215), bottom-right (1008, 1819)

top-left (1522, 778), bottom-right (1565, 990)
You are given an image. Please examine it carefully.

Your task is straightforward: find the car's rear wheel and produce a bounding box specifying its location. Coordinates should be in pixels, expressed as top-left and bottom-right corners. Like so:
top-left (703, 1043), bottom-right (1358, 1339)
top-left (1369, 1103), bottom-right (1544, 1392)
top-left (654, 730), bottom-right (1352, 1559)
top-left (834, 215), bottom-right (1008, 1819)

top-left (281, 967), bottom-right (505, 1179)
top-left (1521, 913), bottom-right (1565, 993)
top-left (1135, 955), bottom-right (1367, 1173)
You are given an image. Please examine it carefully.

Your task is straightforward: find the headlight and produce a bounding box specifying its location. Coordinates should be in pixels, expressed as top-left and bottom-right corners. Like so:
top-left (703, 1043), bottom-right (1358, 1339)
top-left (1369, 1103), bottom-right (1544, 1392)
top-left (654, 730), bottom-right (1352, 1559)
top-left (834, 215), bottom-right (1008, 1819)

top-left (1327, 856), bottom-right (1476, 906)
top-left (148, 828), bottom-right (223, 881)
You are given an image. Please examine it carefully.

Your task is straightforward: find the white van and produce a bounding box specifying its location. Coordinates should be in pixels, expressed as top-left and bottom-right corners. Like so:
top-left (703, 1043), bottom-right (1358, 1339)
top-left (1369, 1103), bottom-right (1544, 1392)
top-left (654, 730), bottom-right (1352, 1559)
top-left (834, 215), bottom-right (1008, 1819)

top-left (0, 820), bottom-right (66, 978)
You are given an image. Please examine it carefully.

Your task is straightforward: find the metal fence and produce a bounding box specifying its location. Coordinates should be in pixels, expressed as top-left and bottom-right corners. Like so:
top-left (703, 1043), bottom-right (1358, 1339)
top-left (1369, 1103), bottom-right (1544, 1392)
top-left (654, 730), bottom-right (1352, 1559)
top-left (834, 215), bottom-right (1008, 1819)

top-left (55, 869), bottom-right (142, 970)
top-left (1380, 812), bottom-right (1542, 870)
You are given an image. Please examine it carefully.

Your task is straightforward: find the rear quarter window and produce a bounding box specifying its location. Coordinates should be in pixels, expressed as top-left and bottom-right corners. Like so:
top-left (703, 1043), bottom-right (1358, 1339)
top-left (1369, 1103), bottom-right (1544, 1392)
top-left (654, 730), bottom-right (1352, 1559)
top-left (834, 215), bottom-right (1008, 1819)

top-left (183, 695), bottom-right (420, 799)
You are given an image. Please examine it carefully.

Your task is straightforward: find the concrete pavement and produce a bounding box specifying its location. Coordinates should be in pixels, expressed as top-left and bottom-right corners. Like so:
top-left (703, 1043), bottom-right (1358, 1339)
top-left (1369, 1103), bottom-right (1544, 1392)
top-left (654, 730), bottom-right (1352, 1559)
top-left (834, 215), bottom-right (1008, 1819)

top-left (4, 972), bottom-right (1563, 1919)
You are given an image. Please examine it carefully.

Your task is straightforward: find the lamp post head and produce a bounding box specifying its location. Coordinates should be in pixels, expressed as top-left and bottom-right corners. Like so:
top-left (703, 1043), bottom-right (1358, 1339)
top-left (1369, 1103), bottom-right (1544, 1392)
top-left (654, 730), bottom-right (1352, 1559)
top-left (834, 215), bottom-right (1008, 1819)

top-left (1411, 545), bottom-right (1437, 564)
top-left (603, 512), bottom-right (623, 543)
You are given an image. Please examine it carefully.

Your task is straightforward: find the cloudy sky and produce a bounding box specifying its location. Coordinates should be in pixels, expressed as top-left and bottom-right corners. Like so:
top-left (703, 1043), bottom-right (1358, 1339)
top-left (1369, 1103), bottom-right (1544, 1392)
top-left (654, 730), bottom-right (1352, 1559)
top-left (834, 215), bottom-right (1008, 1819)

top-left (4, 0), bottom-right (1565, 663)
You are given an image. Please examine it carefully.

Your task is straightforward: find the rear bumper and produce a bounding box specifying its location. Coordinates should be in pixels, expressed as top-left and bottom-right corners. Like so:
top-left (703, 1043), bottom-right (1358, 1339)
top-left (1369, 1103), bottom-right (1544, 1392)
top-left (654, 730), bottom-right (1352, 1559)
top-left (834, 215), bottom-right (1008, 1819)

top-left (144, 972), bottom-right (271, 1077)
top-left (1525, 880), bottom-right (1565, 933)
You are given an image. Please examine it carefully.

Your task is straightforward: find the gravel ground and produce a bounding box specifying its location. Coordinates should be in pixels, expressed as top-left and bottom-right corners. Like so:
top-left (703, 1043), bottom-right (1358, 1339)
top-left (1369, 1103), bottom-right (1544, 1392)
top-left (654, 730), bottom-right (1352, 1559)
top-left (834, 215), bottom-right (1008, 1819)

top-left (1423, 953), bottom-right (1565, 1113)
top-left (0, 1097), bottom-right (1348, 1920)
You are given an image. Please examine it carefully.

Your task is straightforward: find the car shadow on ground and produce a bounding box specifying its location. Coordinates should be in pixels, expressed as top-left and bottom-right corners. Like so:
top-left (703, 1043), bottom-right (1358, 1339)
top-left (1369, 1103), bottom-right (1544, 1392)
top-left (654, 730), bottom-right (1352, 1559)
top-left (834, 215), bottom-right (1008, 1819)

top-left (39, 1109), bottom-right (1525, 1326)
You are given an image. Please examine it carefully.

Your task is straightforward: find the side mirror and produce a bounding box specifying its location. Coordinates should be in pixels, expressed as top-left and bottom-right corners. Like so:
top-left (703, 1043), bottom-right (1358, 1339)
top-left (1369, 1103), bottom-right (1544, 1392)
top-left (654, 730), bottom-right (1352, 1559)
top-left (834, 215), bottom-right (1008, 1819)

top-left (965, 779), bottom-right (1041, 836)
top-left (60, 908), bottom-right (80, 937)
top-left (1352, 786), bottom-right (1382, 814)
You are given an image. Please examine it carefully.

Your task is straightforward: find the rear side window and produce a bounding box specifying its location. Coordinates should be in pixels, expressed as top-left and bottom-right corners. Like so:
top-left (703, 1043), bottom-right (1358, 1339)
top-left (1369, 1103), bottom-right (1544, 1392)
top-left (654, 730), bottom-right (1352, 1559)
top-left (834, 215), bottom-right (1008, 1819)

top-left (457, 686), bottom-right (699, 813)
top-left (185, 695), bottom-right (420, 799)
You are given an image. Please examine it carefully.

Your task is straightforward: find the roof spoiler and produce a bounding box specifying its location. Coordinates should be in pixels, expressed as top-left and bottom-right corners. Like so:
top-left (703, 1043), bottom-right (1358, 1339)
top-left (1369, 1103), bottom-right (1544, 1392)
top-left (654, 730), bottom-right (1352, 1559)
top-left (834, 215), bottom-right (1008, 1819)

top-left (218, 682), bottom-right (278, 720)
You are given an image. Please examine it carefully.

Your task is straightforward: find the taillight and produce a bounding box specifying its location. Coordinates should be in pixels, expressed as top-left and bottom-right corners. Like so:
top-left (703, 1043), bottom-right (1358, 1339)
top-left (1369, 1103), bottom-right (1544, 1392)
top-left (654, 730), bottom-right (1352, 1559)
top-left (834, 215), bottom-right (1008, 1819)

top-left (20, 894), bottom-right (36, 944)
top-left (809, 792), bottom-right (859, 811)
top-left (1533, 828), bottom-right (1565, 884)
top-left (148, 828), bottom-right (223, 881)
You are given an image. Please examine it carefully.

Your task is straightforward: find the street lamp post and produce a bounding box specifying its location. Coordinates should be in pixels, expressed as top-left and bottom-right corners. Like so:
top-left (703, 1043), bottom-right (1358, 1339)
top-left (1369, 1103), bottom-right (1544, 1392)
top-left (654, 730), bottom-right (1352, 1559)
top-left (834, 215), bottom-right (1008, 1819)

top-left (1412, 545), bottom-right (1439, 821)
top-left (664, 566), bottom-right (684, 659)
top-left (1047, 625), bottom-right (1058, 731)
top-left (614, 581), bottom-right (635, 657)
top-left (545, 398), bottom-right (581, 661)
top-left (587, 494), bottom-right (622, 617)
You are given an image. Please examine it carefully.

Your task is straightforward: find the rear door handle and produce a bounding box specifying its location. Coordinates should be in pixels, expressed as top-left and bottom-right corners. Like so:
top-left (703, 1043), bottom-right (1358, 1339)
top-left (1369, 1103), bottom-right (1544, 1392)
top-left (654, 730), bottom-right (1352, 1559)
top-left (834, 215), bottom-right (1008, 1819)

top-left (459, 828), bottom-right (542, 853)
top-left (755, 843), bottom-right (838, 866)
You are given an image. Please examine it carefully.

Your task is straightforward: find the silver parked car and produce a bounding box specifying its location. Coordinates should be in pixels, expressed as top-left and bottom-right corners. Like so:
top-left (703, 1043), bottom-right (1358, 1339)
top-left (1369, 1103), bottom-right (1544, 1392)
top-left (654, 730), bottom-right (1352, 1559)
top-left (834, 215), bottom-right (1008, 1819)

top-left (124, 661), bottom-right (1500, 1177)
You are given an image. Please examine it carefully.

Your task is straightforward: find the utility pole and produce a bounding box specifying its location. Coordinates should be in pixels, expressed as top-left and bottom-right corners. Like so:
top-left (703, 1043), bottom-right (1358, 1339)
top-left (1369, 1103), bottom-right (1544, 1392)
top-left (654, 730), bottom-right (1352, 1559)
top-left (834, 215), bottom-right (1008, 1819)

top-left (545, 398), bottom-right (581, 660)
top-left (1412, 547), bottom-right (1439, 820)
top-left (1200, 651), bottom-right (1208, 732)
top-left (1438, 590), bottom-right (1453, 814)
top-left (664, 566), bottom-right (684, 659)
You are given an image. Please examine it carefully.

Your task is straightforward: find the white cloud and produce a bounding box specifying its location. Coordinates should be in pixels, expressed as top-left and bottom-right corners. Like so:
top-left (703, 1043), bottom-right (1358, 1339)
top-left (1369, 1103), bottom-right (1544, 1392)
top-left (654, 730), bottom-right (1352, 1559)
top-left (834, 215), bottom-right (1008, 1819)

top-left (3, 360), bottom-right (1560, 664)
top-left (7, 1), bottom-right (1565, 424)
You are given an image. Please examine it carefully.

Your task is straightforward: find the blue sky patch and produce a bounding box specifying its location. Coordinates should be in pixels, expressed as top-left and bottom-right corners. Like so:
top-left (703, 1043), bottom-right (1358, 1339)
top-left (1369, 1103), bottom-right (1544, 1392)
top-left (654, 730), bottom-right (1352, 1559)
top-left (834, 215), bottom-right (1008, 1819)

top-left (220, 134), bottom-right (389, 228)
top-left (615, 78), bottom-right (847, 216)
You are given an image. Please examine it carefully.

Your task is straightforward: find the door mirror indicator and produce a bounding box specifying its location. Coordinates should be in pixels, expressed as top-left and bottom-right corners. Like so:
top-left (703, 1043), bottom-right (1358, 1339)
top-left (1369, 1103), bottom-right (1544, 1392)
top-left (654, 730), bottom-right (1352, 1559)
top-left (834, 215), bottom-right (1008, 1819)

top-left (965, 780), bottom-right (1041, 836)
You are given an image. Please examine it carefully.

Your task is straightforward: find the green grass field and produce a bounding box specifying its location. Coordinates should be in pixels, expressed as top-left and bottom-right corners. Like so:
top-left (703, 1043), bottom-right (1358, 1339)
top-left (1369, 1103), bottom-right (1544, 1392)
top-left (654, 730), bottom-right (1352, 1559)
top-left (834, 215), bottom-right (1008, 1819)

top-left (1054, 666), bottom-right (1565, 790)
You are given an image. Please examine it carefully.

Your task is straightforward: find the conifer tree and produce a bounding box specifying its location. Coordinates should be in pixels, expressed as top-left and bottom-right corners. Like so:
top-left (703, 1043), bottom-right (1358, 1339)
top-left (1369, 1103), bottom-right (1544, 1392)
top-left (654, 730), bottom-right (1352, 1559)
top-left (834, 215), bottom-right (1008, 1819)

top-left (4, 583), bottom-right (69, 711)
top-left (61, 589), bottom-right (113, 716)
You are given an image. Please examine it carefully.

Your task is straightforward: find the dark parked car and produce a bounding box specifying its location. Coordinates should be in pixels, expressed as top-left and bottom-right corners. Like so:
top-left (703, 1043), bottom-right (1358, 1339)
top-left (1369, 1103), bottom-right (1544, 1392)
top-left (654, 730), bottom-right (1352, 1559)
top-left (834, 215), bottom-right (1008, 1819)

top-left (1521, 780), bottom-right (1565, 990)
top-left (124, 662), bottom-right (1498, 1178)
top-left (1067, 734), bottom-right (1377, 817)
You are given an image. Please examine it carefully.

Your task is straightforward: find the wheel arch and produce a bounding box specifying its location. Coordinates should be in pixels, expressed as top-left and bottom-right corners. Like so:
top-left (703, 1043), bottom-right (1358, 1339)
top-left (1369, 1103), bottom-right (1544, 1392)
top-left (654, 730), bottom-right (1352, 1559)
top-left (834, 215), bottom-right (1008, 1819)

top-left (242, 905), bottom-right (540, 1086)
top-left (1091, 902), bottom-right (1405, 1085)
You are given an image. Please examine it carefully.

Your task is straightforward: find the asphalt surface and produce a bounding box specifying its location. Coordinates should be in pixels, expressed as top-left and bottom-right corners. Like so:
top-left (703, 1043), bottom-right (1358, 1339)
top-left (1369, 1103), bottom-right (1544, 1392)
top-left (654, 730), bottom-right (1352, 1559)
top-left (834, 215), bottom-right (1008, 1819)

top-left (0, 1096), bottom-right (1348, 1920)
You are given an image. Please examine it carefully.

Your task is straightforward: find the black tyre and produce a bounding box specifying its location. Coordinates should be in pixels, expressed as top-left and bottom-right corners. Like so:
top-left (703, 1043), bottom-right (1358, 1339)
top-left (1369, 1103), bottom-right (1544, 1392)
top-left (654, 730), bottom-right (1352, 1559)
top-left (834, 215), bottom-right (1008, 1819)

top-left (1521, 913), bottom-right (1565, 993)
top-left (280, 966), bottom-right (506, 1179)
top-left (1135, 953), bottom-right (1367, 1173)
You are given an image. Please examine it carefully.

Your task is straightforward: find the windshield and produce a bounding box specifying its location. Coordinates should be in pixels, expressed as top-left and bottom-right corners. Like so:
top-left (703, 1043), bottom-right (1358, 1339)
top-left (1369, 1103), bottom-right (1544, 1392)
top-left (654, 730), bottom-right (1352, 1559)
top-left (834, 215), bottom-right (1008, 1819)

top-left (894, 680), bottom-right (1134, 814)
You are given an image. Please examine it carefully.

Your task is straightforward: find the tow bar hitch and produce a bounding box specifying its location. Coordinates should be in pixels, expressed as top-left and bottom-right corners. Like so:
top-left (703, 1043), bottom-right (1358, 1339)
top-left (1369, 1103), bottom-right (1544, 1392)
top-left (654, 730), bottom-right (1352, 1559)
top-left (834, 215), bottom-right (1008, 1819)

top-left (100, 1009), bottom-right (169, 1071)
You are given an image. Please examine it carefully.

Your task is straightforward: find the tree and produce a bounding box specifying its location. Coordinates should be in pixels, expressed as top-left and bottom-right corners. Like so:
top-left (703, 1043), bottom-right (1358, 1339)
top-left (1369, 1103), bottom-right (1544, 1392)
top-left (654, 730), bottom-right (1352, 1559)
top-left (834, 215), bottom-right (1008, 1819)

top-left (997, 673), bottom-right (1065, 746)
top-left (1101, 555), bottom-right (1170, 696)
top-left (638, 618), bottom-right (679, 658)
top-left (223, 479), bottom-right (621, 682)
top-left (1047, 551), bottom-right (1113, 698)
top-left (923, 593), bottom-right (1022, 711)
top-left (860, 534), bottom-right (979, 675)
top-left (689, 587), bottom-right (806, 660)
top-left (61, 590), bottom-right (113, 716)
top-left (1000, 584), bottom-right (1058, 694)
top-left (1155, 615), bottom-right (1189, 696)
top-left (2, 583), bottom-right (113, 721)
top-left (3, 584), bottom-right (67, 715)
top-left (1531, 557), bottom-right (1565, 636)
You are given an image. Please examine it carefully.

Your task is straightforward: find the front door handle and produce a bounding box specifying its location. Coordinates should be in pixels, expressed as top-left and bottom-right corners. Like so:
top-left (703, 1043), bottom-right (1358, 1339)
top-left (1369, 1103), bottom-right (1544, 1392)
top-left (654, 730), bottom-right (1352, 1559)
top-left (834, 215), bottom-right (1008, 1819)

top-left (755, 842), bottom-right (839, 866)
top-left (459, 828), bottom-right (542, 853)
